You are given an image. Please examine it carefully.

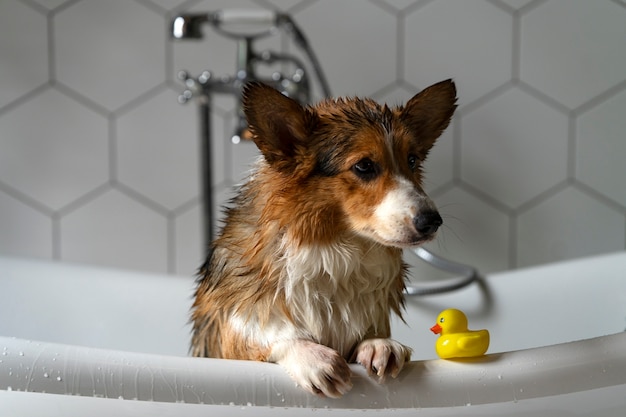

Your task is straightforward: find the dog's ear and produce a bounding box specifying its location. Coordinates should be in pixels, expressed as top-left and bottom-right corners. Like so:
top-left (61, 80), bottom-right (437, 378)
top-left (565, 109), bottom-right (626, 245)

top-left (400, 79), bottom-right (457, 151)
top-left (243, 82), bottom-right (314, 171)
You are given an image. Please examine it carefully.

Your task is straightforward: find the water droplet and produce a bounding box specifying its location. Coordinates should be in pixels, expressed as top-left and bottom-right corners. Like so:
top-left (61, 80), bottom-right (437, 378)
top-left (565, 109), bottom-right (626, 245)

top-left (466, 402), bottom-right (472, 407)
top-left (56, 376), bottom-right (62, 382)
top-left (497, 374), bottom-right (503, 380)
top-left (6, 386), bottom-right (12, 392)
top-left (118, 396), bottom-right (124, 400)
top-left (18, 352), bottom-right (24, 356)
top-left (43, 372), bottom-right (49, 378)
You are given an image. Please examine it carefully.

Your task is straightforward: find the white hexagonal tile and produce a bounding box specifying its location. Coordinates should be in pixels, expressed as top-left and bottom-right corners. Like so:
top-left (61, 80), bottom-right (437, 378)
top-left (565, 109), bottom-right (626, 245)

top-left (517, 187), bottom-right (625, 268)
top-left (294, 1), bottom-right (396, 96)
top-left (0, 89), bottom-right (108, 210)
top-left (60, 189), bottom-right (168, 273)
top-left (576, 89), bottom-right (626, 207)
top-left (461, 87), bottom-right (568, 209)
top-left (117, 89), bottom-right (199, 210)
top-left (0, 190), bottom-right (52, 259)
top-left (520, 1), bottom-right (626, 109)
top-left (404, 0), bottom-right (512, 106)
top-left (407, 186), bottom-right (511, 284)
top-left (0, 1), bottom-right (48, 109)
top-left (54, 0), bottom-right (165, 111)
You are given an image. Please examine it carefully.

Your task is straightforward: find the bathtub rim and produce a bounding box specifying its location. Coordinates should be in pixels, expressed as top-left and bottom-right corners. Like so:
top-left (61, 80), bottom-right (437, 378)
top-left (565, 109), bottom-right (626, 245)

top-left (1, 331), bottom-right (625, 410)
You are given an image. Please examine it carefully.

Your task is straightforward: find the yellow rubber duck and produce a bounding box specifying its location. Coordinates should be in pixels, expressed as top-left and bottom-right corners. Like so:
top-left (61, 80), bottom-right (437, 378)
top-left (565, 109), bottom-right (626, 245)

top-left (430, 308), bottom-right (490, 359)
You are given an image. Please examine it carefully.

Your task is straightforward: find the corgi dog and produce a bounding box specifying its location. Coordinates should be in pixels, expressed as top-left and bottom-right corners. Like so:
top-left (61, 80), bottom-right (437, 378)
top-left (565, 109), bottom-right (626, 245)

top-left (191, 80), bottom-right (457, 398)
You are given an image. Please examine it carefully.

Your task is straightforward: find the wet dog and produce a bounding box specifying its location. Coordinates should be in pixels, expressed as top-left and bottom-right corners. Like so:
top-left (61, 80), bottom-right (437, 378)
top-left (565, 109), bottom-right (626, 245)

top-left (191, 80), bottom-right (457, 397)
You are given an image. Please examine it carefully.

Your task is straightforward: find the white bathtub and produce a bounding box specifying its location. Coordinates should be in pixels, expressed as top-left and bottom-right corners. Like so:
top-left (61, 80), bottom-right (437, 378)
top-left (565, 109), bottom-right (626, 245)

top-left (1, 252), bottom-right (625, 416)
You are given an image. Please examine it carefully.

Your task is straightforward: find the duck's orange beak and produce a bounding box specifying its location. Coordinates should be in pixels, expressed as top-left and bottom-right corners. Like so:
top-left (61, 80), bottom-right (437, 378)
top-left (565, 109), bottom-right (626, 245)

top-left (430, 323), bottom-right (442, 334)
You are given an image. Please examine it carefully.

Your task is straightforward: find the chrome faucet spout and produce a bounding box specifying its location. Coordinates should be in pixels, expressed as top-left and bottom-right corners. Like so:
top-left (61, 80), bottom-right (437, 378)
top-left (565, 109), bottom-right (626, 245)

top-left (171, 14), bottom-right (211, 39)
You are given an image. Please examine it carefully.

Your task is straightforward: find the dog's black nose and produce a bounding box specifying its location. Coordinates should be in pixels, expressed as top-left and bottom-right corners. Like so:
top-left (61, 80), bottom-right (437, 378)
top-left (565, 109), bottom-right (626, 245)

top-left (414, 211), bottom-right (443, 236)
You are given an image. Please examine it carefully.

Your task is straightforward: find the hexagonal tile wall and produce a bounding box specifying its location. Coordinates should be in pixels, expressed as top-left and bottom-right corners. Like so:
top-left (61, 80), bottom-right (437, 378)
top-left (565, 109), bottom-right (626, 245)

top-left (60, 189), bottom-right (168, 273)
top-left (54, 0), bottom-right (165, 112)
top-left (461, 86), bottom-right (569, 209)
top-left (116, 88), bottom-right (199, 211)
top-left (520, 0), bottom-right (626, 109)
top-left (576, 88), bottom-right (626, 208)
top-left (404, 0), bottom-right (512, 106)
top-left (0, 89), bottom-right (108, 211)
top-left (295, 0), bottom-right (397, 96)
top-left (517, 186), bottom-right (626, 268)
top-left (0, 1), bottom-right (48, 110)
top-left (0, 0), bottom-right (624, 277)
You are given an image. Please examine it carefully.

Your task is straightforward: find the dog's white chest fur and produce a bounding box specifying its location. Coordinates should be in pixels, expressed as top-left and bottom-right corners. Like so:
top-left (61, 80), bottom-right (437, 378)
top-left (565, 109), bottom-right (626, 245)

top-left (281, 237), bottom-right (402, 356)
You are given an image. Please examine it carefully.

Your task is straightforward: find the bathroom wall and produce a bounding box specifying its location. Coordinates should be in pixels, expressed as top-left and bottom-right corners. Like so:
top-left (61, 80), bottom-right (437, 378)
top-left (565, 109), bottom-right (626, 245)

top-left (1, 0), bottom-right (625, 279)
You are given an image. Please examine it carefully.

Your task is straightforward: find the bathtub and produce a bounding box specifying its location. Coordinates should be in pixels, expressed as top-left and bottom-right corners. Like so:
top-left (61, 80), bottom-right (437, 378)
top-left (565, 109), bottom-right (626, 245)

top-left (1, 252), bottom-right (625, 416)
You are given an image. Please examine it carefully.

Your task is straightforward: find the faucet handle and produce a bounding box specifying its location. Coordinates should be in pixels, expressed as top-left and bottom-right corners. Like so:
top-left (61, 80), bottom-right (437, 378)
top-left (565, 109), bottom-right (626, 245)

top-left (176, 70), bottom-right (213, 103)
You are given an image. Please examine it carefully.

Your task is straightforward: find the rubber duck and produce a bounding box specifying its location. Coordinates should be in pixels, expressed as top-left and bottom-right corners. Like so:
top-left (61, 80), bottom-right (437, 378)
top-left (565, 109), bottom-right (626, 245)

top-left (430, 308), bottom-right (490, 359)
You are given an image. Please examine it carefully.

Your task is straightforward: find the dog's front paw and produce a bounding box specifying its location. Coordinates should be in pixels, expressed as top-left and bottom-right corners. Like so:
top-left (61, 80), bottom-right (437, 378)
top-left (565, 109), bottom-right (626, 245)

top-left (352, 338), bottom-right (412, 382)
top-left (273, 340), bottom-right (353, 398)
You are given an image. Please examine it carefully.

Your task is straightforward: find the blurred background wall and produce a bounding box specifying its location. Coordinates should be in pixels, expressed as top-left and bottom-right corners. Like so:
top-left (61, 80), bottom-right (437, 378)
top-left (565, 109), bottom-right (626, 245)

top-left (1, 0), bottom-right (625, 279)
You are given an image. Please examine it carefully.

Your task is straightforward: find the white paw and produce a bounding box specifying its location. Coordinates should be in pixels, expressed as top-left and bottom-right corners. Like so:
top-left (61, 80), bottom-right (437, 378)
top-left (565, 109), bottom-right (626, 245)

top-left (273, 340), bottom-right (353, 398)
top-left (352, 338), bottom-right (412, 382)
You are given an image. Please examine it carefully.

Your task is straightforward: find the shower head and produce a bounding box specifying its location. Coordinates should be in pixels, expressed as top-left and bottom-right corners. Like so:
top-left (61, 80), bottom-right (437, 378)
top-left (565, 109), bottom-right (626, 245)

top-left (171, 13), bottom-right (211, 39)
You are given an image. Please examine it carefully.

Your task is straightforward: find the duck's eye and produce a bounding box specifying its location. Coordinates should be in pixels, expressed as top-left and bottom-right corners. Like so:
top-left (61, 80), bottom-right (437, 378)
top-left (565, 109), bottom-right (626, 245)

top-left (352, 158), bottom-right (379, 181)
top-left (440, 317), bottom-right (445, 323)
top-left (408, 154), bottom-right (419, 171)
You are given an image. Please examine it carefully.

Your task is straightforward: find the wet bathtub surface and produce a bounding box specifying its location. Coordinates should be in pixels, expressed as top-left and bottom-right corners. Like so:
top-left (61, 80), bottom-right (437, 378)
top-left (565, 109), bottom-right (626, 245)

top-left (1, 252), bottom-right (626, 415)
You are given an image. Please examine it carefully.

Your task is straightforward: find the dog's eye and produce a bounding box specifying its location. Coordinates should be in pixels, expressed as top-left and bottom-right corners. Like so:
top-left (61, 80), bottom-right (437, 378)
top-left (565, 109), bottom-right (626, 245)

top-left (352, 158), bottom-right (379, 180)
top-left (408, 154), bottom-right (419, 171)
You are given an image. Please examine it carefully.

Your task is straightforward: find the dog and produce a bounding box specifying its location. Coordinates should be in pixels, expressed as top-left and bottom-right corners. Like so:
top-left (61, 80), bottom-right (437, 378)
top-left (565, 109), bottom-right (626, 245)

top-left (191, 79), bottom-right (457, 398)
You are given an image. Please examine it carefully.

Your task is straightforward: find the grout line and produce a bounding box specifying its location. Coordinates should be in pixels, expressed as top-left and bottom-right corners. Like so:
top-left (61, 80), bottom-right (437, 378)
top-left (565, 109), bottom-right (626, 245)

top-left (0, 180), bottom-right (54, 217)
top-left (567, 114), bottom-right (577, 179)
top-left (368, 0), bottom-right (398, 15)
top-left (572, 180), bottom-right (626, 215)
top-left (173, 195), bottom-right (201, 217)
top-left (114, 182), bottom-right (171, 217)
top-left (113, 83), bottom-right (168, 117)
top-left (458, 180), bottom-right (514, 215)
top-left (517, 0), bottom-right (549, 16)
top-left (509, 212), bottom-right (517, 269)
top-left (167, 214), bottom-right (176, 275)
top-left (460, 81), bottom-right (512, 115)
top-left (54, 82), bottom-right (111, 117)
top-left (516, 80), bottom-right (570, 114)
top-left (572, 79), bottom-right (626, 116)
top-left (0, 83), bottom-right (49, 117)
top-left (56, 183), bottom-right (112, 217)
top-left (396, 10), bottom-right (405, 82)
top-left (18, 0), bottom-right (49, 15)
top-left (609, 0), bottom-right (626, 9)
top-left (403, 0), bottom-right (436, 16)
